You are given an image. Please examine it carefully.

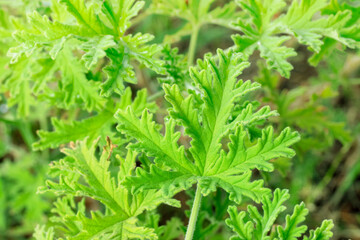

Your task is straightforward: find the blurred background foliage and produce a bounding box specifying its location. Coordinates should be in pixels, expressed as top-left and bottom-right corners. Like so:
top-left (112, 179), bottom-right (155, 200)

top-left (0, 0), bottom-right (359, 239)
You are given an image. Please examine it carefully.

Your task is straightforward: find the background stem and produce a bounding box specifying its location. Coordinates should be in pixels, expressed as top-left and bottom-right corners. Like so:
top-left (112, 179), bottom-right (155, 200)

top-left (184, 185), bottom-right (202, 240)
top-left (188, 24), bottom-right (200, 66)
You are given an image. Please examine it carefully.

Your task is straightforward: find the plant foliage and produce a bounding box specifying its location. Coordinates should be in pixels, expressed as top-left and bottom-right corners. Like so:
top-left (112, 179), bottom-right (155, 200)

top-left (116, 49), bottom-right (300, 205)
top-left (0, 0), bottom-right (359, 239)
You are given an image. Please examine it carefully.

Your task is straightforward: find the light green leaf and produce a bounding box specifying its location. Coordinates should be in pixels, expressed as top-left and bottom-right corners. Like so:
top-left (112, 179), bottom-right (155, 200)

top-left (40, 138), bottom-right (178, 226)
top-left (33, 225), bottom-right (55, 240)
top-left (233, 0), bottom-right (358, 77)
top-left (123, 165), bottom-right (197, 196)
top-left (116, 108), bottom-right (197, 175)
top-left (118, 50), bottom-right (300, 204)
top-left (258, 36), bottom-right (297, 78)
top-left (33, 88), bottom-right (156, 150)
top-left (226, 189), bottom-right (333, 240)
top-left (59, 0), bottom-right (113, 35)
top-left (57, 47), bottom-right (105, 111)
top-left (304, 220), bottom-right (334, 240)
top-left (277, 203), bottom-right (309, 240)
top-left (2, 57), bottom-right (34, 117)
top-left (199, 172), bottom-right (269, 203)
top-left (80, 35), bottom-right (116, 69)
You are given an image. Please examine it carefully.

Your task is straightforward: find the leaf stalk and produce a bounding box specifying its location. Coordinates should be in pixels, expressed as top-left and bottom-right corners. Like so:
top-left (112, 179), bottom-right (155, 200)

top-left (184, 184), bottom-right (202, 240)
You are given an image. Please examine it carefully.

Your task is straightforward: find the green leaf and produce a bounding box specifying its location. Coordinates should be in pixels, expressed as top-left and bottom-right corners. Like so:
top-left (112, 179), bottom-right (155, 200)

top-left (122, 33), bottom-right (164, 74)
top-left (277, 203), bottom-right (309, 240)
top-left (33, 225), bottom-right (55, 240)
top-left (124, 165), bottom-right (197, 196)
top-left (158, 44), bottom-right (188, 86)
top-left (102, 0), bottom-right (145, 35)
top-left (101, 46), bottom-right (136, 96)
top-left (33, 110), bottom-right (113, 150)
top-left (247, 188), bottom-right (289, 239)
top-left (101, 34), bottom-right (164, 96)
top-left (57, 47), bottom-right (105, 111)
top-left (7, 0), bottom-right (163, 103)
top-left (33, 88), bottom-right (156, 150)
top-left (232, 0), bottom-right (358, 77)
top-left (258, 36), bottom-right (297, 78)
top-left (70, 212), bottom-right (129, 240)
top-left (2, 57), bottom-right (34, 117)
top-left (80, 35), bottom-right (116, 69)
top-left (39, 137), bottom-right (178, 238)
top-left (226, 189), bottom-right (333, 240)
top-left (199, 171), bottom-right (268, 204)
top-left (59, 0), bottom-right (113, 35)
top-left (116, 108), bottom-right (196, 175)
top-left (226, 206), bottom-right (253, 240)
top-left (304, 220), bottom-right (334, 240)
top-left (44, 138), bottom-right (130, 214)
top-left (118, 50), bottom-right (300, 204)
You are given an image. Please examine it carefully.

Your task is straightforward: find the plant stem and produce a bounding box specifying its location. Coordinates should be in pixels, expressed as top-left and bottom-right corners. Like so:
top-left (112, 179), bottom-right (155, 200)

top-left (188, 24), bottom-right (200, 66)
top-left (185, 185), bottom-right (202, 240)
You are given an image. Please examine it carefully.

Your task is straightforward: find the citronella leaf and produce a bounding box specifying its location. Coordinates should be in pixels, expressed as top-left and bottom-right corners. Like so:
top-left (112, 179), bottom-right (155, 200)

top-left (118, 50), bottom-right (300, 204)
top-left (59, 0), bottom-right (113, 35)
top-left (57, 47), bottom-right (105, 111)
top-left (101, 0), bottom-right (145, 35)
top-left (101, 34), bottom-right (164, 96)
top-left (33, 110), bottom-right (114, 150)
top-left (249, 189), bottom-right (290, 239)
top-left (226, 189), bottom-right (334, 240)
top-left (101, 46), bottom-right (136, 96)
top-left (80, 35), bottom-right (116, 69)
top-left (158, 44), bottom-right (188, 86)
top-left (304, 220), bottom-right (334, 240)
top-left (232, 0), bottom-right (358, 77)
top-left (226, 206), bottom-right (253, 240)
top-left (44, 139), bottom-right (130, 214)
top-left (33, 225), bottom-right (55, 240)
top-left (69, 212), bottom-right (129, 240)
top-left (8, 0), bottom-right (163, 101)
top-left (199, 171), bottom-right (268, 203)
top-left (40, 138), bottom-right (179, 238)
top-left (257, 36), bottom-right (297, 78)
top-left (121, 219), bottom-right (158, 240)
top-left (229, 104), bottom-right (278, 129)
top-left (276, 202), bottom-right (309, 240)
top-left (2, 57), bottom-right (34, 117)
top-left (122, 33), bottom-right (164, 74)
top-left (116, 108), bottom-right (197, 175)
top-left (33, 88), bottom-right (156, 150)
top-left (123, 165), bottom-right (197, 196)
top-left (226, 189), bottom-right (289, 240)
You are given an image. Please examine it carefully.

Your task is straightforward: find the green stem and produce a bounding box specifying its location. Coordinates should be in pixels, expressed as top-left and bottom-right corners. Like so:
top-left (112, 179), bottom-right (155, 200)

top-left (188, 24), bottom-right (200, 66)
top-left (185, 185), bottom-right (202, 240)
